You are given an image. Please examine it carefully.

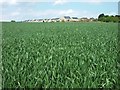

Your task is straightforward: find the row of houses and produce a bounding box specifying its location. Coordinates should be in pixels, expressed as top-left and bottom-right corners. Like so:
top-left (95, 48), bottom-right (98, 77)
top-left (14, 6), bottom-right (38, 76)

top-left (24, 16), bottom-right (97, 22)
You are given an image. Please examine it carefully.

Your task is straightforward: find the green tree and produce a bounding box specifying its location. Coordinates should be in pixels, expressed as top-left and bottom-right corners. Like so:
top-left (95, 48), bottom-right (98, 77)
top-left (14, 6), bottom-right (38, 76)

top-left (11, 20), bottom-right (16, 22)
top-left (98, 13), bottom-right (104, 21)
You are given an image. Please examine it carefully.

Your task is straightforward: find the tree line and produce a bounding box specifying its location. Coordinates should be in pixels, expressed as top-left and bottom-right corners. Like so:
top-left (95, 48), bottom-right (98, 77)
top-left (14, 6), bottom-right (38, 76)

top-left (98, 13), bottom-right (120, 22)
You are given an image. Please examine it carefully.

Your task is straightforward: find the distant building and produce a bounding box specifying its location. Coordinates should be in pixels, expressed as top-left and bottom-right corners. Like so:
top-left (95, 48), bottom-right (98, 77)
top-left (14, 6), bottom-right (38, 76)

top-left (47, 19), bottom-right (51, 22)
top-left (50, 18), bottom-right (60, 22)
top-left (24, 20), bottom-right (32, 22)
top-left (60, 16), bottom-right (71, 22)
top-left (89, 18), bottom-right (95, 22)
top-left (38, 19), bottom-right (44, 22)
top-left (70, 17), bottom-right (79, 22)
top-left (23, 16), bottom-right (97, 23)
top-left (42, 19), bottom-right (47, 22)
top-left (33, 19), bottom-right (38, 22)
top-left (81, 17), bottom-right (89, 22)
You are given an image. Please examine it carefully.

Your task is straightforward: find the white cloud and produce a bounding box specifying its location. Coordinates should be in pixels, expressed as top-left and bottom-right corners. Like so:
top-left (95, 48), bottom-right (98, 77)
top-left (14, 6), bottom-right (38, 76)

top-left (0, 0), bottom-right (119, 6)
top-left (53, 0), bottom-right (67, 5)
top-left (2, 9), bottom-right (78, 20)
top-left (59, 9), bottom-right (75, 16)
top-left (10, 0), bottom-right (18, 5)
top-left (0, 0), bottom-right (18, 5)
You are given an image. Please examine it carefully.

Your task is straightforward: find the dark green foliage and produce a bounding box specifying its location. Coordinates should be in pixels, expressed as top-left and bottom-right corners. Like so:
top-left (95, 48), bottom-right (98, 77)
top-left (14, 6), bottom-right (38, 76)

top-left (11, 20), bottom-right (16, 22)
top-left (98, 14), bottom-right (120, 22)
top-left (2, 22), bottom-right (119, 88)
top-left (98, 13), bottom-right (105, 20)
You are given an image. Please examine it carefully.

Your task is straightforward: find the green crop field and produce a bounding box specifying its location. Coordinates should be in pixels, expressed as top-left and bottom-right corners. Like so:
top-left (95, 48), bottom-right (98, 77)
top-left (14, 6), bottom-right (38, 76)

top-left (1, 22), bottom-right (119, 88)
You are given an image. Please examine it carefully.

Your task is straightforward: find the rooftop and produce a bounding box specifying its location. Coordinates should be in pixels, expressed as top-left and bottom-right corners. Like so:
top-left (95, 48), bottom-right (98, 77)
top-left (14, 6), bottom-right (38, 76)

top-left (64, 16), bottom-right (71, 19)
top-left (51, 18), bottom-right (59, 20)
top-left (72, 17), bottom-right (78, 19)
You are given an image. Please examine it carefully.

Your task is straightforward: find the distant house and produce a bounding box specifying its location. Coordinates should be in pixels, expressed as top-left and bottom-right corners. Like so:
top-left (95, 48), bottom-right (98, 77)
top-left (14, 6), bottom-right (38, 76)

top-left (33, 19), bottom-right (38, 22)
top-left (24, 20), bottom-right (32, 22)
top-left (38, 19), bottom-right (44, 22)
top-left (60, 16), bottom-right (71, 22)
top-left (50, 18), bottom-right (60, 22)
top-left (29, 20), bottom-right (32, 22)
top-left (24, 20), bottom-right (28, 22)
top-left (43, 19), bottom-right (51, 22)
top-left (89, 18), bottom-right (97, 22)
top-left (29, 20), bottom-right (33, 22)
top-left (31, 20), bottom-right (34, 22)
top-left (70, 17), bottom-right (79, 22)
top-left (81, 17), bottom-right (89, 22)
top-left (47, 19), bottom-right (50, 22)
top-left (89, 18), bottom-right (95, 22)
top-left (23, 16), bottom-right (97, 23)
top-left (25, 19), bottom-right (43, 22)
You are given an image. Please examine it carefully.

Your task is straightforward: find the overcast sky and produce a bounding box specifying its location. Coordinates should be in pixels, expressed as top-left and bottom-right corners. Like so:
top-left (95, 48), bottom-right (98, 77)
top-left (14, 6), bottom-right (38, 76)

top-left (1, 0), bottom-right (119, 21)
